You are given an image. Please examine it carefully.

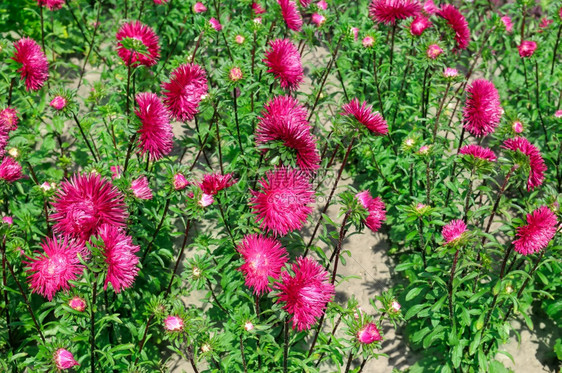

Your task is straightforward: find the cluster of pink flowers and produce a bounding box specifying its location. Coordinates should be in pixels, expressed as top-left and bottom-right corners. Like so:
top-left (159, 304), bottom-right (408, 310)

top-left (37, 0), bottom-right (65, 11)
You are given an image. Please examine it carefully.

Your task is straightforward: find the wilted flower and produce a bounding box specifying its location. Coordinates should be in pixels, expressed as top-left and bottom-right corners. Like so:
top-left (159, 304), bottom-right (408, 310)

top-left (517, 40), bottom-right (537, 58)
top-left (341, 98), bottom-right (388, 135)
top-left (0, 157), bottom-right (22, 183)
top-left (254, 17), bottom-right (263, 24)
top-left (263, 39), bottom-right (304, 90)
top-left (357, 323), bottom-right (382, 344)
top-left (369, 0), bottom-right (421, 25)
top-left (426, 44), bottom-right (443, 59)
top-left (69, 296), bottom-right (86, 312)
top-left (442, 219), bottom-right (467, 245)
top-left (209, 17), bottom-right (222, 31)
top-left (193, 2), bottom-right (207, 12)
top-left (443, 67), bottom-right (459, 78)
top-left (250, 167), bottom-right (314, 236)
top-left (311, 13), bottom-right (326, 26)
top-left (237, 234), bottom-right (288, 294)
top-left (173, 173), bottom-right (189, 190)
top-left (116, 21), bottom-right (160, 67)
top-left (418, 145), bottom-right (430, 155)
top-left (355, 191), bottom-right (386, 233)
top-left (131, 176), bottom-right (153, 200)
top-left (410, 15), bottom-right (431, 36)
top-left (502, 137), bottom-right (546, 191)
top-left (199, 173), bottom-right (236, 195)
top-left (362, 36), bottom-right (375, 48)
top-left (539, 17), bottom-right (553, 32)
top-left (54, 348), bottom-right (79, 370)
top-left (278, 0), bottom-right (303, 32)
top-left (500, 16), bottom-right (513, 32)
top-left (229, 67), bottom-right (243, 82)
top-left (275, 257), bottom-right (335, 330)
top-left (512, 121), bottom-right (523, 133)
top-left (513, 206), bottom-right (557, 255)
top-left (161, 63), bottom-right (208, 121)
top-left (437, 5), bottom-right (470, 50)
top-left (110, 165), bottom-right (122, 180)
top-left (459, 144), bottom-right (497, 162)
top-left (12, 38), bottom-right (49, 91)
top-left (463, 79), bottom-right (502, 137)
top-left (164, 315), bottom-right (184, 331)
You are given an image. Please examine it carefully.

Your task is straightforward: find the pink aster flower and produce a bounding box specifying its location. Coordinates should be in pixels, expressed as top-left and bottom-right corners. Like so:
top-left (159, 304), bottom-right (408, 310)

top-left (341, 98), bottom-right (388, 135)
top-left (50, 95), bottom-right (67, 111)
top-left (244, 321), bottom-right (254, 331)
top-left (442, 219), bottom-right (467, 244)
top-left (54, 348), bottom-right (79, 370)
top-left (235, 35), bottom-right (245, 44)
top-left (97, 224), bottom-right (140, 293)
top-left (2, 216), bottom-right (13, 225)
top-left (229, 67), bottom-right (243, 82)
top-left (463, 79), bottom-right (502, 137)
top-left (517, 40), bottom-right (537, 58)
top-left (0, 107), bottom-right (18, 132)
top-left (312, 13), bottom-right (326, 26)
top-left (317, 0), bottom-right (327, 10)
top-left (362, 36), bottom-right (375, 48)
top-left (173, 173), bottom-right (189, 190)
top-left (198, 193), bottom-right (214, 207)
top-left (422, 0), bottom-right (437, 14)
top-left (443, 67), bottom-right (458, 78)
top-left (164, 315), bottom-right (184, 331)
top-left (12, 38), bottom-right (49, 91)
top-left (513, 206), bottom-right (558, 256)
top-left (512, 121), bottom-right (523, 133)
top-left (209, 17), bottom-right (222, 31)
top-left (410, 15), bottom-right (431, 36)
top-left (500, 16), bottom-right (513, 33)
top-left (161, 63), bottom-right (208, 121)
top-left (199, 173), bottom-right (236, 195)
top-left (263, 39), bottom-right (304, 90)
top-left (116, 21), bottom-right (160, 67)
top-left (37, 0), bottom-right (65, 10)
top-left (357, 323), bottom-right (383, 344)
top-left (237, 234), bottom-right (289, 295)
top-left (275, 257), bottom-right (335, 330)
top-left (135, 92), bottom-right (173, 161)
top-left (51, 173), bottom-right (128, 242)
top-left (437, 5), bottom-right (470, 50)
top-left (252, 2), bottom-right (266, 14)
top-left (153, 0), bottom-right (170, 4)
top-left (555, 110), bottom-right (562, 118)
top-left (427, 44), bottom-right (443, 59)
top-left (459, 144), bottom-right (497, 162)
top-left (502, 137), bottom-right (546, 191)
top-left (278, 0), bottom-right (303, 31)
top-left (250, 167), bottom-right (314, 236)
top-left (369, 0), bottom-right (421, 25)
top-left (69, 296), bottom-right (86, 312)
top-left (24, 236), bottom-right (87, 301)
top-left (0, 157), bottom-right (22, 182)
top-left (131, 176), bottom-right (153, 200)
top-left (539, 17), bottom-right (553, 32)
top-left (391, 301), bottom-right (401, 312)
top-left (257, 95), bottom-right (320, 171)
top-left (193, 2), bottom-right (207, 12)
top-left (355, 191), bottom-right (386, 233)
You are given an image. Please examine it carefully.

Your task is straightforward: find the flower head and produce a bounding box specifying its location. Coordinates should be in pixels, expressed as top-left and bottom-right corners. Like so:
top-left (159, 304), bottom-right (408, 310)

top-left (69, 296), bottom-right (86, 312)
top-left (357, 323), bottom-right (383, 344)
top-left (235, 35), bottom-right (245, 44)
top-left (24, 236), bottom-right (87, 301)
top-left (275, 257), bottom-right (335, 331)
top-left (350, 27), bottom-right (359, 41)
top-left (161, 63), bottom-right (208, 121)
top-left (362, 36), bottom-right (375, 48)
top-left (355, 191), bottom-right (386, 233)
top-left (244, 321), bottom-right (255, 331)
top-left (443, 67), bottom-right (458, 78)
top-left (278, 0), bottom-right (303, 32)
top-left (193, 2), bottom-right (207, 12)
top-left (198, 193), bottom-right (214, 207)
top-left (97, 224), bottom-right (140, 293)
top-left (264, 39), bottom-right (304, 90)
top-left (517, 40), bottom-right (537, 58)
top-left (463, 79), bottom-right (502, 137)
top-left (164, 315), bottom-right (184, 332)
top-left (0, 107), bottom-right (18, 132)
top-left (0, 157), bottom-right (22, 183)
top-left (237, 234), bottom-right (289, 295)
top-left (116, 21), bottom-right (160, 67)
top-left (427, 44), bottom-right (443, 59)
top-left (51, 173), bottom-right (128, 242)
top-left (500, 16), bottom-right (513, 32)
top-left (512, 121), bottom-right (523, 133)
top-left (422, 0), bottom-right (438, 14)
top-left (437, 5), bottom-right (470, 50)
top-left (502, 137), bottom-right (546, 191)
top-left (250, 167), bottom-right (314, 236)
top-left (135, 92), bottom-right (173, 161)
top-left (209, 17), bottom-right (222, 31)
top-left (341, 98), bottom-right (388, 135)
top-left (410, 15), bottom-right (431, 36)
top-left (539, 17), bottom-right (553, 31)
top-left (257, 96), bottom-right (320, 171)
top-left (555, 110), bottom-right (562, 118)
top-left (459, 144), bottom-right (497, 162)
top-left (12, 38), bottom-right (49, 91)
top-left (50, 96), bottom-right (67, 111)
top-left (252, 2), bottom-right (266, 14)
top-left (37, 0), bottom-right (65, 10)
top-left (173, 173), bottom-right (190, 190)
top-left (110, 165), bottom-right (122, 180)
top-left (391, 301), bottom-right (401, 312)
top-left (369, 0), bottom-right (421, 25)
top-left (317, 0), bottom-right (327, 10)
top-left (2, 216), bottom-right (13, 225)
top-left (442, 219), bottom-right (467, 245)
top-left (54, 348), bottom-right (79, 370)
top-left (513, 206), bottom-right (558, 255)
top-left (229, 67), bottom-right (243, 82)
top-left (311, 13), bottom-right (326, 26)
top-left (131, 176), bottom-right (153, 200)
top-left (199, 173), bottom-right (236, 195)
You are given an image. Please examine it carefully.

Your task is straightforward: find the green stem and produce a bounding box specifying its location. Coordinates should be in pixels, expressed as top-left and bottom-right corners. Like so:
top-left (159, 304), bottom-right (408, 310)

top-left (283, 317), bottom-right (290, 373)
top-left (90, 275), bottom-right (98, 373)
top-left (448, 249), bottom-right (460, 327)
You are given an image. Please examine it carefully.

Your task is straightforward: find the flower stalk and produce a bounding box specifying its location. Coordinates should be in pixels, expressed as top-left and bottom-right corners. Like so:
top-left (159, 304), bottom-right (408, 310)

top-left (283, 317), bottom-right (290, 373)
top-left (448, 248), bottom-right (460, 326)
top-left (90, 274), bottom-right (99, 373)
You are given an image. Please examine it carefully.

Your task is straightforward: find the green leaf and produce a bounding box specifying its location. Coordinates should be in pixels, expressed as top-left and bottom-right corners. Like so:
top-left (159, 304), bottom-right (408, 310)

top-left (405, 304), bottom-right (428, 320)
top-left (405, 286), bottom-right (423, 301)
top-left (469, 331), bottom-right (482, 356)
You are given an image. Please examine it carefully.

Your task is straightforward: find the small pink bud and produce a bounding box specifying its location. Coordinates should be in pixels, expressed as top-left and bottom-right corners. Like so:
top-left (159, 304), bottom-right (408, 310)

top-left (173, 173), bottom-right (189, 190)
top-left (2, 216), bottom-right (13, 225)
top-left (500, 16), bottom-right (513, 33)
top-left (416, 203), bottom-right (426, 210)
top-left (251, 2), bottom-right (266, 14)
top-left (235, 35), bottom-right (245, 44)
top-left (69, 296), bottom-right (86, 312)
top-left (350, 27), bottom-right (359, 41)
top-left (427, 44), bottom-right (443, 59)
top-left (164, 315), bottom-right (184, 332)
top-left (353, 306), bottom-right (363, 319)
top-left (512, 121), bottom-right (523, 133)
top-left (555, 110), bottom-right (562, 118)
top-left (391, 301), bottom-right (401, 312)
top-left (357, 323), bottom-right (382, 344)
top-left (317, 0), bottom-right (327, 9)
top-left (209, 17), bottom-right (222, 31)
top-left (229, 67), bottom-right (243, 82)
top-left (362, 36), bottom-right (374, 48)
top-left (110, 165), bottom-right (122, 180)
top-left (54, 348), bottom-right (79, 370)
top-left (193, 2), bottom-right (207, 13)
top-left (443, 67), bottom-right (458, 78)
top-left (253, 17), bottom-right (262, 24)
top-left (199, 193), bottom-right (214, 207)
top-left (418, 145), bottom-right (430, 154)
top-left (311, 13), bottom-right (326, 27)
top-left (201, 343), bottom-right (212, 353)
top-left (244, 321), bottom-right (254, 331)
top-left (50, 96), bottom-right (67, 111)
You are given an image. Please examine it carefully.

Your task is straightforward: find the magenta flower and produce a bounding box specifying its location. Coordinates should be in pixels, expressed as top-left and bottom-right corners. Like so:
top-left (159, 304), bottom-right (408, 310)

top-left (369, 0), bottom-right (421, 25)
top-left (131, 176), bottom-right (153, 200)
top-left (237, 234), bottom-right (288, 295)
top-left (512, 121), bottom-right (523, 133)
top-left (275, 257), bottom-right (335, 331)
top-left (116, 21), bottom-right (160, 67)
top-left (209, 17), bottom-right (222, 31)
top-left (278, 0), bottom-right (303, 31)
top-left (250, 167), bottom-right (314, 236)
top-left (24, 236), bottom-right (87, 301)
top-left (110, 165), bottom-right (122, 180)
top-left (51, 173), bottom-right (128, 242)
top-left (54, 348), bottom-right (79, 370)
top-left (341, 98), bottom-right (388, 135)
top-left (500, 16), bottom-right (513, 33)
top-left (311, 13), bottom-right (326, 26)
top-left (410, 15), bottom-right (431, 36)
top-left (0, 157), bottom-right (22, 183)
top-left (355, 191), bottom-right (386, 233)
top-left (135, 92), bottom-right (173, 161)
top-left (442, 219), bottom-right (467, 245)
top-left (555, 110), bottom-right (562, 118)
top-left (299, 0), bottom-right (311, 7)
top-left (2, 216), bottom-right (13, 225)
top-left (264, 39), bottom-right (304, 91)
top-left (539, 17), bottom-right (553, 31)
top-left (437, 5), bottom-right (470, 50)
top-left (37, 0), bottom-right (65, 10)
top-left (164, 315), bottom-right (184, 331)
top-left (161, 63), bottom-right (208, 121)
top-left (459, 144), bottom-right (497, 162)
top-left (422, 0), bottom-right (437, 14)
top-left (97, 224), bottom-right (140, 293)
top-left (257, 95), bottom-right (320, 171)
top-left (68, 296), bottom-right (86, 312)
top-left (362, 36), bottom-right (375, 48)
top-left (252, 2), bottom-right (266, 14)
top-left (0, 107), bottom-right (18, 132)
top-left (463, 79), bottom-right (502, 137)
top-left (199, 173), bottom-right (236, 195)
top-left (173, 173), bottom-right (190, 190)
top-left (153, 0), bottom-right (170, 4)
top-left (443, 68), bottom-right (458, 78)
top-left (193, 2), bottom-right (207, 12)
top-left (502, 137), bottom-right (546, 191)
top-left (513, 206), bottom-right (558, 256)
top-left (517, 41), bottom-right (537, 58)
top-left (317, 0), bottom-right (327, 10)
top-left (357, 323), bottom-right (383, 344)
top-left (427, 44), bottom-right (443, 59)
top-left (12, 38), bottom-right (49, 91)
top-left (50, 96), bottom-right (67, 111)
